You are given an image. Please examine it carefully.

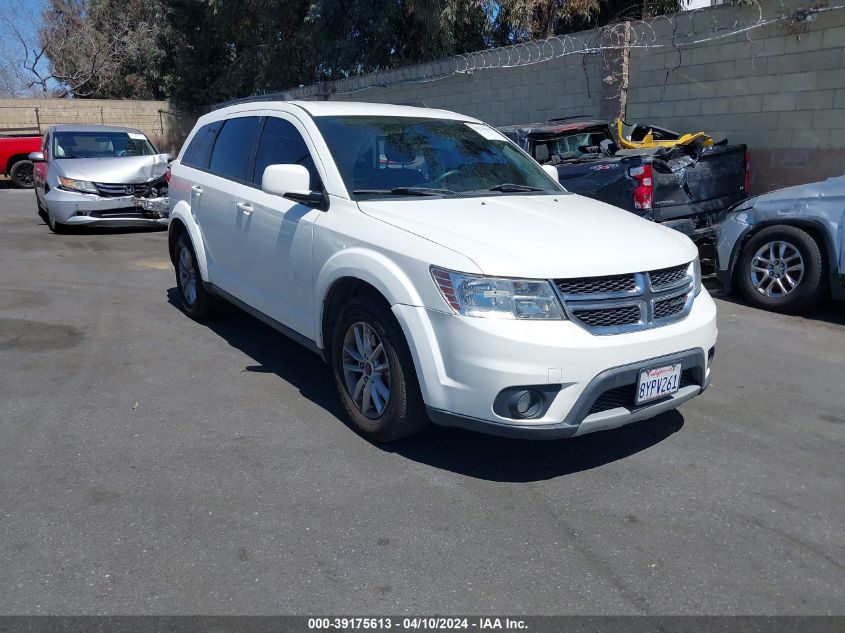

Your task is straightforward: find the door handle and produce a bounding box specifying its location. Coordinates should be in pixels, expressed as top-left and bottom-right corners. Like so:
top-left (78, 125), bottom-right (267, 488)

top-left (237, 202), bottom-right (253, 215)
top-left (191, 185), bottom-right (203, 195)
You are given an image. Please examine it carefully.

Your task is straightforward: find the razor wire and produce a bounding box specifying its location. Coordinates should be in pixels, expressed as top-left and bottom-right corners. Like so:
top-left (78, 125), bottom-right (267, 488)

top-left (286, 1), bottom-right (845, 99)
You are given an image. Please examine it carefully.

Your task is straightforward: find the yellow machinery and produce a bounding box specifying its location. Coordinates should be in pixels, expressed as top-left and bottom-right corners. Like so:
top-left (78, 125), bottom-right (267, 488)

top-left (615, 119), bottom-right (714, 150)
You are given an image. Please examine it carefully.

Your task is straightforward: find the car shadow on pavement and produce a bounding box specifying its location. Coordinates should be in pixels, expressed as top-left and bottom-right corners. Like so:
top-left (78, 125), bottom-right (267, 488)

top-left (167, 288), bottom-right (685, 483)
top-left (386, 412), bottom-right (684, 482)
top-left (704, 276), bottom-right (845, 326)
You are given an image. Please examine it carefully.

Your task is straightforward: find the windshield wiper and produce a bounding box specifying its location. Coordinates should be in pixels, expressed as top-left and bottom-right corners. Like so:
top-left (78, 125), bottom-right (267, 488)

top-left (487, 183), bottom-right (546, 192)
top-left (353, 186), bottom-right (454, 197)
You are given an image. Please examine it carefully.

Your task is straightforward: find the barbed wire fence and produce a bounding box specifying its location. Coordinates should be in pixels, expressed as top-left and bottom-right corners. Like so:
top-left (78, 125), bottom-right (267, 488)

top-left (281, 1), bottom-right (844, 101)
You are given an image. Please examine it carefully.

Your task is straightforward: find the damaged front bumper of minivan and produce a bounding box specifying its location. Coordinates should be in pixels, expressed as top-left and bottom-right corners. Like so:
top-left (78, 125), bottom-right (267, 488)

top-left (45, 187), bottom-right (169, 228)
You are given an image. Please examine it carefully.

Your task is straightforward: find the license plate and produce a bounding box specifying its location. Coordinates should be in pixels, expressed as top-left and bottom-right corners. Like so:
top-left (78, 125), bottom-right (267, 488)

top-left (636, 363), bottom-right (682, 405)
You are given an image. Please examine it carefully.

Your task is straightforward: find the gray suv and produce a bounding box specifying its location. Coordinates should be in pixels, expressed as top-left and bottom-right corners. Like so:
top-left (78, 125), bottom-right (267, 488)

top-left (716, 175), bottom-right (845, 313)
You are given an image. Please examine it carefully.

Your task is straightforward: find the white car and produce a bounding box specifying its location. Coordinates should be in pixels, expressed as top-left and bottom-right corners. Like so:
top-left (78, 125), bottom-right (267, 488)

top-left (167, 101), bottom-right (717, 441)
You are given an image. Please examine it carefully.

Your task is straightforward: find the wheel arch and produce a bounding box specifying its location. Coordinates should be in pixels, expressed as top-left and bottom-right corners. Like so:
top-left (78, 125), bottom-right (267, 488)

top-left (5, 153), bottom-right (32, 175)
top-left (315, 249), bottom-right (426, 359)
top-left (167, 203), bottom-right (210, 282)
top-left (729, 219), bottom-right (835, 288)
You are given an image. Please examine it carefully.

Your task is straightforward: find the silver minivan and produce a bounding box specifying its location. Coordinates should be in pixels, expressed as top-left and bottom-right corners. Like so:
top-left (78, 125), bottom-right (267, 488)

top-left (30, 125), bottom-right (170, 232)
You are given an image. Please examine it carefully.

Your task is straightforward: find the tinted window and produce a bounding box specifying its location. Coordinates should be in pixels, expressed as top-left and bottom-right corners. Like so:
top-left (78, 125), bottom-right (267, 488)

top-left (252, 117), bottom-right (319, 189)
top-left (314, 116), bottom-right (558, 198)
top-left (182, 121), bottom-right (222, 170)
top-left (208, 117), bottom-right (262, 181)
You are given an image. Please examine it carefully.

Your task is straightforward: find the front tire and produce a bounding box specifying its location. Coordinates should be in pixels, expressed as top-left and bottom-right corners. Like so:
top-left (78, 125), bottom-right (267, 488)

top-left (174, 233), bottom-right (218, 320)
top-left (9, 160), bottom-right (34, 189)
top-left (45, 206), bottom-right (68, 234)
top-left (737, 225), bottom-right (825, 313)
top-left (332, 296), bottom-right (428, 442)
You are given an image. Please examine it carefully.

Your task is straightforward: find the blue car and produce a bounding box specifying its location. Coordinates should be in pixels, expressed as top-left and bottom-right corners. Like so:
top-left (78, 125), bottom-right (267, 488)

top-left (716, 175), bottom-right (845, 313)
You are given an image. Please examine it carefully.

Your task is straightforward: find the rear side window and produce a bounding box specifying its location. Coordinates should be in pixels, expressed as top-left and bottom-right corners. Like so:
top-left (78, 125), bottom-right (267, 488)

top-left (181, 121), bottom-right (222, 170)
top-left (252, 117), bottom-right (320, 190)
top-left (209, 117), bottom-right (262, 182)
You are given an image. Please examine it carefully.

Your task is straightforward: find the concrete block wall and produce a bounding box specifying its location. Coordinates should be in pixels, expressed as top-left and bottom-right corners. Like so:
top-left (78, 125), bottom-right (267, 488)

top-left (295, 55), bottom-right (609, 127)
top-left (287, 0), bottom-right (845, 193)
top-left (0, 99), bottom-right (196, 152)
top-left (625, 3), bottom-right (845, 192)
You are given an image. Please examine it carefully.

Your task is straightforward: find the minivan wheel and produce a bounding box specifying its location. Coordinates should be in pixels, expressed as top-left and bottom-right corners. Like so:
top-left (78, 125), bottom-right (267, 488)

top-left (332, 297), bottom-right (428, 442)
top-left (174, 234), bottom-right (218, 320)
top-left (737, 225), bottom-right (825, 313)
top-left (45, 207), bottom-right (68, 234)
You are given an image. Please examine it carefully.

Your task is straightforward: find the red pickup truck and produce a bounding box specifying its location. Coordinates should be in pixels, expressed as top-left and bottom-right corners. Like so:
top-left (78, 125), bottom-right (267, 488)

top-left (1, 133), bottom-right (42, 188)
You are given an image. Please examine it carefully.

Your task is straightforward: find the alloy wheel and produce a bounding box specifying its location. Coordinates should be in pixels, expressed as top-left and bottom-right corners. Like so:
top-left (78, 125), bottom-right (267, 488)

top-left (341, 321), bottom-right (391, 419)
top-left (749, 240), bottom-right (804, 298)
top-left (178, 245), bottom-right (198, 306)
top-left (13, 163), bottom-right (34, 187)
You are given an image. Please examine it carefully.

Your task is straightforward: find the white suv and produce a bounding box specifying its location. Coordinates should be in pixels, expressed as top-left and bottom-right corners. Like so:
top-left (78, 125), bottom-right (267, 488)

top-left (168, 101), bottom-right (717, 441)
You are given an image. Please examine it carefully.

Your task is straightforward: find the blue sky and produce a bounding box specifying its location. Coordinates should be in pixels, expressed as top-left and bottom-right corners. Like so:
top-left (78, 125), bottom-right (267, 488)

top-left (0, 0), bottom-right (50, 94)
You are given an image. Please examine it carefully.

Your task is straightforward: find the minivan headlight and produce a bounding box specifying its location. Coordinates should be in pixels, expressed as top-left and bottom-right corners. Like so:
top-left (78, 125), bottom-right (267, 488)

top-left (58, 177), bottom-right (98, 194)
top-left (689, 257), bottom-right (702, 296)
top-left (431, 267), bottom-right (564, 319)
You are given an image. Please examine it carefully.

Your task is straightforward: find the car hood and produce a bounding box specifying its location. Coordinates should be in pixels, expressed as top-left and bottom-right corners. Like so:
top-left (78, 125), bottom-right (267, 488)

top-left (55, 155), bottom-right (169, 184)
top-left (744, 174), bottom-right (845, 207)
top-left (357, 193), bottom-right (697, 278)
top-left (728, 175), bottom-right (845, 223)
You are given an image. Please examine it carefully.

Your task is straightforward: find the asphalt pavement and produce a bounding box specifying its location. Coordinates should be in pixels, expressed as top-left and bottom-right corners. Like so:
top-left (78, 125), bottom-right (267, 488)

top-left (0, 182), bottom-right (843, 615)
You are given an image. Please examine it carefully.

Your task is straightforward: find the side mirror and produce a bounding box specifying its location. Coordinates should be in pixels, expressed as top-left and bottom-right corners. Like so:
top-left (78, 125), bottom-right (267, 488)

top-left (542, 164), bottom-right (559, 183)
top-left (262, 164), bottom-right (324, 208)
top-left (29, 151), bottom-right (45, 162)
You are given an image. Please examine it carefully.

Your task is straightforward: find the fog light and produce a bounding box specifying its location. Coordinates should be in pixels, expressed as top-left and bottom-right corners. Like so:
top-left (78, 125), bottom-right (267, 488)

top-left (508, 389), bottom-right (543, 419)
top-left (707, 346), bottom-right (715, 367)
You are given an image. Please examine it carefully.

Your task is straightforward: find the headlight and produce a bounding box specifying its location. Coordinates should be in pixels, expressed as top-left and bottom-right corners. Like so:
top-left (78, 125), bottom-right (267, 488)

top-left (58, 176), bottom-right (98, 194)
top-left (689, 257), bottom-right (702, 296)
top-left (431, 267), bottom-right (564, 320)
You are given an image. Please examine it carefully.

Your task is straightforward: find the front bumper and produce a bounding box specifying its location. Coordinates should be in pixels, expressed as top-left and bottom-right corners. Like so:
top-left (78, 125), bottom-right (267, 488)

top-left (393, 289), bottom-right (717, 439)
top-left (44, 187), bottom-right (169, 227)
top-left (715, 213), bottom-right (753, 292)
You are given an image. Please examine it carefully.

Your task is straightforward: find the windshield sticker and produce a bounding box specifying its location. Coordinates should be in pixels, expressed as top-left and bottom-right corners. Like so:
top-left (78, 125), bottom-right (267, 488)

top-left (464, 122), bottom-right (507, 142)
top-left (128, 132), bottom-right (147, 140)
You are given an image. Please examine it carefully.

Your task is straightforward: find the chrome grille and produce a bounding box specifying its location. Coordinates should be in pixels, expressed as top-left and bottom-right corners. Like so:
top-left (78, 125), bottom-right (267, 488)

top-left (649, 264), bottom-right (688, 289)
top-left (553, 263), bottom-right (695, 334)
top-left (571, 305), bottom-right (641, 328)
top-left (94, 180), bottom-right (167, 198)
top-left (555, 274), bottom-right (636, 296)
top-left (654, 294), bottom-right (688, 320)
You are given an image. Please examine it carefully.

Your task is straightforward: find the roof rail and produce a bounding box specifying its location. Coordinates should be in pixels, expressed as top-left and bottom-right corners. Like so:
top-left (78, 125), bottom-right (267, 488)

top-left (206, 92), bottom-right (296, 112)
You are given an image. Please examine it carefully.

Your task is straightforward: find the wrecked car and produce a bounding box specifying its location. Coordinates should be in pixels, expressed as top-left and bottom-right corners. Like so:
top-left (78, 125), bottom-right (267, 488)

top-left (30, 125), bottom-right (170, 233)
top-left (499, 117), bottom-right (749, 248)
top-left (716, 175), bottom-right (845, 313)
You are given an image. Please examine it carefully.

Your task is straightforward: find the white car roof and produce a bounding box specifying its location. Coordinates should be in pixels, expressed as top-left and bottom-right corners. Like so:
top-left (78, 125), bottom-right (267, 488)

top-left (209, 100), bottom-right (481, 123)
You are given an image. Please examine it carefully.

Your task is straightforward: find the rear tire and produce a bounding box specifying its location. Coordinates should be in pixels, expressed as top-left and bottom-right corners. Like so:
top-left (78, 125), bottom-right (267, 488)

top-left (174, 233), bottom-right (218, 320)
top-left (737, 225), bottom-right (825, 313)
top-left (9, 160), bottom-right (34, 189)
top-left (332, 296), bottom-right (428, 442)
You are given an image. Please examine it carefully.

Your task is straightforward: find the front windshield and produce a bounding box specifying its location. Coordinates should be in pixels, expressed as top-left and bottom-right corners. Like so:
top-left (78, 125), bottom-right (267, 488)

top-left (313, 116), bottom-right (561, 198)
top-left (53, 131), bottom-right (158, 159)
